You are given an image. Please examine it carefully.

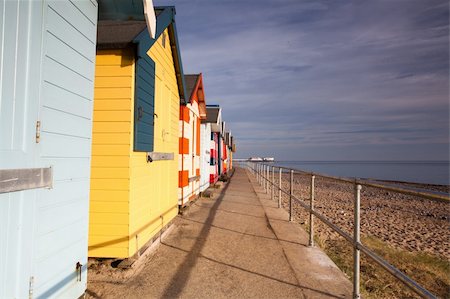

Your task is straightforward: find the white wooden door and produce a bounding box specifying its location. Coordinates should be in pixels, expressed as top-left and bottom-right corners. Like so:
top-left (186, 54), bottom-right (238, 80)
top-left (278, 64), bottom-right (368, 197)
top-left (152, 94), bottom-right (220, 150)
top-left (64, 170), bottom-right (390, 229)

top-left (0, 1), bottom-right (43, 297)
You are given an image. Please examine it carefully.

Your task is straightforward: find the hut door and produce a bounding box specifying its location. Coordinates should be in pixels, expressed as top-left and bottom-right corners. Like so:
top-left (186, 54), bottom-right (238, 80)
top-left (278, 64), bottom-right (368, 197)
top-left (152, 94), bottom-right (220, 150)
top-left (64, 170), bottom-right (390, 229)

top-left (0, 1), bottom-right (43, 297)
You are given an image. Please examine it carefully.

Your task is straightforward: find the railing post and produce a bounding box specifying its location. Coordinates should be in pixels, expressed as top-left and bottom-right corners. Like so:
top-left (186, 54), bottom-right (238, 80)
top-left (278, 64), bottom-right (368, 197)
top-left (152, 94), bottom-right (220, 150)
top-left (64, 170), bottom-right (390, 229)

top-left (266, 165), bottom-right (269, 194)
top-left (263, 164), bottom-right (265, 191)
top-left (271, 166), bottom-right (275, 200)
top-left (258, 164), bottom-right (261, 185)
top-left (353, 183), bottom-right (362, 299)
top-left (263, 164), bottom-right (266, 190)
top-left (309, 175), bottom-right (315, 247)
top-left (258, 164), bottom-right (262, 186)
top-left (278, 168), bottom-right (282, 208)
top-left (289, 170), bottom-right (293, 221)
top-left (260, 164), bottom-right (262, 186)
top-left (260, 164), bottom-right (262, 185)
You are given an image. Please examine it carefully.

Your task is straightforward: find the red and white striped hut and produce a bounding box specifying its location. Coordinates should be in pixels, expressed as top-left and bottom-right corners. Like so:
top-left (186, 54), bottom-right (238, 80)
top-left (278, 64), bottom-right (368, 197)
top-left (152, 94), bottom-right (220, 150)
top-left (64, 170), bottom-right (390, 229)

top-left (179, 73), bottom-right (207, 207)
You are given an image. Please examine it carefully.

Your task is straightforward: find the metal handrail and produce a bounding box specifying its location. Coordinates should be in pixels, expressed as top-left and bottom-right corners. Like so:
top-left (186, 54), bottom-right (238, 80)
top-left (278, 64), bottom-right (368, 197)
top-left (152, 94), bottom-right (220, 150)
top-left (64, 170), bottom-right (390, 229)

top-left (260, 164), bottom-right (448, 201)
top-left (240, 161), bottom-right (438, 299)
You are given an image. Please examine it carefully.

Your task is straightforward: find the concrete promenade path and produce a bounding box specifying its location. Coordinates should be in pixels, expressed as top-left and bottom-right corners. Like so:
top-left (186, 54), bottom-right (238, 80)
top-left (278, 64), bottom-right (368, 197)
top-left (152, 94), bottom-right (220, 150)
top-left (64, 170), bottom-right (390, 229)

top-left (87, 167), bottom-right (352, 299)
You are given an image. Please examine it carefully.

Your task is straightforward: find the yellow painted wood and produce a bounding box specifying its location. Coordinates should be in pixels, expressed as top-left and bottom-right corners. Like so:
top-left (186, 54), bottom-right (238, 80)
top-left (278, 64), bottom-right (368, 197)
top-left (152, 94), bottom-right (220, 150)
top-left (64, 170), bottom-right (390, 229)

top-left (89, 49), bottom-right (133, 258)
top-left (95, 88), bottom-right (133, 99)
top-left (92, 133), bottom-right (131, 145)
top-left (89, 190), bottom-right (129, 202)
top-left (88, 224), bottom-right (128, 236)
top-left (88, 247), bottom-right (129, 259)
top-left (94, 99), bottom-right (132, 111)
top-left (128, 28), bottom-right (179, 257)
top-left (90, 156), bottom-right (129, 168)
top-left (90, 178), bottom-right (130, 190)
top-left (89, 212), bottom-right (129, 225)
top-left (91, 144), bottom-right (130, 156)
top-left (93, 111), bottom-right (132, 122)
top-left (89, 30), bottom-right (180, 258)
top-left (95, 66), bottom-right (133, 77)
top-left (95, 76), bottom-right (133, 88)
top-left (91, 167), bottom-right (130, 179)
top-left (89, 201), bottom-right (129, 213)
top-left (96, 50), bottom-right (134, 65)
top-left (93, 122), bottom-right (131, 133)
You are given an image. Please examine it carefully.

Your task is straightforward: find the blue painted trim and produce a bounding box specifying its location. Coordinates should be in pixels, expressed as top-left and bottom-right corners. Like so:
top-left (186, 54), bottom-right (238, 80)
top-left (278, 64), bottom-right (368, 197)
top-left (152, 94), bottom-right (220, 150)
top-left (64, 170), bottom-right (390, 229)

top-left (134, 6), bottom-right (187, 103)
top-left (133, 28), bottom-right (156, 152)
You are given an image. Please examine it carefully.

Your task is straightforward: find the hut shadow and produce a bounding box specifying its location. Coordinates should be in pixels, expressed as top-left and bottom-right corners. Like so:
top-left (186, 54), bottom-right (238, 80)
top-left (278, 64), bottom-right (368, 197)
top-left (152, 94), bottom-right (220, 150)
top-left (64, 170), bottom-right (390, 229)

top-left (161, 242), bottom-right (345, 299)
top-left (181, 217), bottom-right (305, 246)
top-left (160, 180), bottom-right (230, 298)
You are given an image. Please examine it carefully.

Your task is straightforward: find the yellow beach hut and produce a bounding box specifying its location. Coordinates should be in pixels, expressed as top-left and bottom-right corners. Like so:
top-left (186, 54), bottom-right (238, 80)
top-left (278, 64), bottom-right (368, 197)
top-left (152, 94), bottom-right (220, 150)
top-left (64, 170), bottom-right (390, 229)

top-left (179, 74), bottom-right (207, 207)
top-left (89, 7), bottom-right (187, 258)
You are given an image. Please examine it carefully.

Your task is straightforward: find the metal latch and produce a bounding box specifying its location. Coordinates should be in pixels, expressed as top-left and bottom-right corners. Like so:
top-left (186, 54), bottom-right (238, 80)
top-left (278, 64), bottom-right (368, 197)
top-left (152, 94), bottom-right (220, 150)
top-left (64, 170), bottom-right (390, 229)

top-left (35, 121), bottom-right (41, 143)
top-left (29, 276), bottom-right (34, 299)
top-left (76, 262), bottom-right (82, 281)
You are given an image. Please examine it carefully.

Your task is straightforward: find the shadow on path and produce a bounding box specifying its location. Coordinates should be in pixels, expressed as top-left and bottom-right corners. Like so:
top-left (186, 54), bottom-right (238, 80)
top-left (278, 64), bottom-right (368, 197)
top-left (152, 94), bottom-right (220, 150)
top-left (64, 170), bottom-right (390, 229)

top-left (161, 238), bottom-right (344, 299)
top-left (161, 180), bottom-right (231, 298)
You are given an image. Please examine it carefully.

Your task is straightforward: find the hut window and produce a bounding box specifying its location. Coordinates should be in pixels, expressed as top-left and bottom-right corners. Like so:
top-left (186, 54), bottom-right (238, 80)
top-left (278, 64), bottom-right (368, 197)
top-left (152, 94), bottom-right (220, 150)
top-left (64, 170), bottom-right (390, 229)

top-left (162, 32), bottom-right (166, 48)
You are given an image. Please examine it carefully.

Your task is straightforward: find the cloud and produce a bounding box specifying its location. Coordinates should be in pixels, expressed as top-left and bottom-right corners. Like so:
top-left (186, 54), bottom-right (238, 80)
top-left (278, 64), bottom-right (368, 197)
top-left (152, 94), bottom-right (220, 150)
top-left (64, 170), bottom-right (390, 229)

top-left (155, 0), bottom-right (449, 160)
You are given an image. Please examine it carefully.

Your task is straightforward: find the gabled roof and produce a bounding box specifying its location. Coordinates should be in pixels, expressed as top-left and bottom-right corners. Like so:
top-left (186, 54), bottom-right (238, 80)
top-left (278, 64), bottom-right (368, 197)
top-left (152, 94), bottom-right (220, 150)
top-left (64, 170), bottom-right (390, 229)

top-left (96, 6), bottom-right (187, 104)
top-left (204, 106), bottom-right (220, 123)
top-left (204, 105), bottom-right (221, 132)
top-left (185, 73), bottom-right (207, 119)
top-left (225, 132), bottom-right (230, 145)
top-left (185, 74), bottom-right (199, 99)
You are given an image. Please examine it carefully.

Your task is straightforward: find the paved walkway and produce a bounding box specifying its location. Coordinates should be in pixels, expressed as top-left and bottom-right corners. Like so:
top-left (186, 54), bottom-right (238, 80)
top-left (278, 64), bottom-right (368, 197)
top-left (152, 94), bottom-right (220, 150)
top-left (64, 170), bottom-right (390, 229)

top-left (88, 167), bottom-right (352, 298)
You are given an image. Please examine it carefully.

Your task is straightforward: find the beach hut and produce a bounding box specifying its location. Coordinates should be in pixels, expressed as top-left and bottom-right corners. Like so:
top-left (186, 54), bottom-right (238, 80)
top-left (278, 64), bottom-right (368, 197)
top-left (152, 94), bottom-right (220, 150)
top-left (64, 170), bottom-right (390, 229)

top-left (229, 135), bottom-right (236, 170)
top-left (224, 131), bottom-right (231, 173)
top-left (89, 6), bottom-right (186, 258)
top-left (179, 74), bottom-right (207, 207)
top-left (0, 1), bottom-right (98, 297)
top-left (219, 122), bottom-right (228, 175)
top-left (204, 105), bottom-right (222, 184)
top-left (199, 122), bottom-right (212, 192)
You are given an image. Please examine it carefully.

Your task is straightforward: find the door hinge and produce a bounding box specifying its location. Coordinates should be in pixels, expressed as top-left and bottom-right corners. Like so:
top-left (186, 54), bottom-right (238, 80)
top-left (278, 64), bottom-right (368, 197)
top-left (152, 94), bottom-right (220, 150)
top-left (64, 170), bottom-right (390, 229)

top-left (29, 276), bottom-right (34, 299)
top-left (35, 121), bottom-right (41, 143)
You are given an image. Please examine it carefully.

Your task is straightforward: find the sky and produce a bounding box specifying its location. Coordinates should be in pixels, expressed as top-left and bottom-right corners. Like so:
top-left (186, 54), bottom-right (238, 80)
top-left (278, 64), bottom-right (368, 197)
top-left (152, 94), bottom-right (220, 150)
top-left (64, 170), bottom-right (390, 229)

top-left (155, 0), bottom-right (449, 161)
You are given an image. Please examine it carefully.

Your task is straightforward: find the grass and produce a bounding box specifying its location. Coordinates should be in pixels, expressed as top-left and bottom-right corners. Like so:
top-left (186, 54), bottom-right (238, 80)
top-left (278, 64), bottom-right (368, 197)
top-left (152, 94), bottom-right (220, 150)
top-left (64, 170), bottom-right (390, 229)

top-left (320, 235), bottom-right (450, 298)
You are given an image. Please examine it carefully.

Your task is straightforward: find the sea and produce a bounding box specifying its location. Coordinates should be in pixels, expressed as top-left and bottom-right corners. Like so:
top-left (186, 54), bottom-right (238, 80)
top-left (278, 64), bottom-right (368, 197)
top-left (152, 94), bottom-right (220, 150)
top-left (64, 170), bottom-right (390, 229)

top-left (271, 161), bottom-right (450, 186)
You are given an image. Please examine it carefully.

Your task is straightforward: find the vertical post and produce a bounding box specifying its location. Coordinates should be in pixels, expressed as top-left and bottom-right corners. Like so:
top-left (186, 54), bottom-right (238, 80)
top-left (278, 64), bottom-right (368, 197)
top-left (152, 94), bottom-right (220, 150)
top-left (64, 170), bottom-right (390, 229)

top-left (266, 165), bottom-right (269, 194)
top-left (258, 164), bottom-right (261, 185)
top-left (260, 164), bottom-right (262, 185)
top-left (257, 164), bottom-right (260, 183)
top-left (309, 175), bottom-right (315, 247)
top-left (263, 165), bottom-right (266, 190)
top-left (289, 170), bottom-right (293, 221)
top-left (262, 164), bottom-right (265, 190)
top-left (278, 168), bottom-right (282, 208)
top-left (271, 167), bottom-right (275, 200)
top-left (353, 183), bottom-right (362, 299)
top-left (256, 164), bottom-right (258, 181)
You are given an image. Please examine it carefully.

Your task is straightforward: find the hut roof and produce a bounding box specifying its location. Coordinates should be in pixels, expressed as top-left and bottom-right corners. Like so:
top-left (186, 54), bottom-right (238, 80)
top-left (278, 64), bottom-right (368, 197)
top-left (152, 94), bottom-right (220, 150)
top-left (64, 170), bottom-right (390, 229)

top-left (205, 106), bottom-right (220, 123)
top-left (185, 74), bottom-right (200, 100)
top-left (97, 20), bottom-right (146, 49)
